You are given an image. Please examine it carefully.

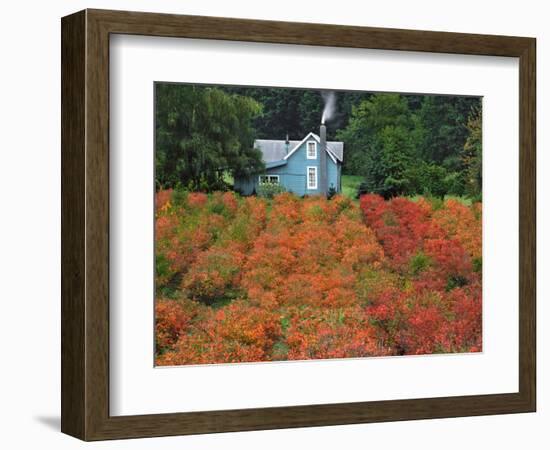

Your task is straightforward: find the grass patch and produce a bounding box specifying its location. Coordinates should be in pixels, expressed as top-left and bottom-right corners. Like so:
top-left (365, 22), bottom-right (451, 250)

top-left (222, 171), bottom-right (234, 187)
top-left (341, 175), bottom-right (363, 199)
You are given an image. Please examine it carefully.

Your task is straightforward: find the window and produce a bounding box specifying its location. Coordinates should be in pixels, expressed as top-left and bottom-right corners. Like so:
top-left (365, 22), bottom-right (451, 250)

top-left (307, 166), bottom-right (317, 190)
top-left (259, 175), bottom-right (280, 185)
top-left (306, 141), bottom-right (317, 159)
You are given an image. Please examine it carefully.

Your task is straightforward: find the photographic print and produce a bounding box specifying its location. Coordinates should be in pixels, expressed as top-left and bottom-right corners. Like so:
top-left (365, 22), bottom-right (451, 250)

top-left (154, 83), bottom-right (482, 366)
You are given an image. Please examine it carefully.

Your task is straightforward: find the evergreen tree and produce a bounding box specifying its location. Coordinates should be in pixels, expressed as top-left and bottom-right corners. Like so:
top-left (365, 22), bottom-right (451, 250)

top-left (337, 94), bottom-right (421, 197)
top-left (418, 96), bottom-right (479, 169)
top-left (462, 106), bottom-right (482, 199)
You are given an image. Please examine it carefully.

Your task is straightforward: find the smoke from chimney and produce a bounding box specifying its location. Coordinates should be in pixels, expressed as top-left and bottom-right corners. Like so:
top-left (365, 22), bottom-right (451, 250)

top-left (321, 91), bottom-right (336, 124)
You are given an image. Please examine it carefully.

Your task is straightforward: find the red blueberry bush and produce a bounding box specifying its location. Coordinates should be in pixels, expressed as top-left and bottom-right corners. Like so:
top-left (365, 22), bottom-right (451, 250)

top-left (155, 190), bottom-right (482, 365)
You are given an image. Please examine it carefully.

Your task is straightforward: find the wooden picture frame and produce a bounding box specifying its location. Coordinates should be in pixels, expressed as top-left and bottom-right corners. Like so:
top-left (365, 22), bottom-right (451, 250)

top-left (61, 9), bottom-right (536, 441)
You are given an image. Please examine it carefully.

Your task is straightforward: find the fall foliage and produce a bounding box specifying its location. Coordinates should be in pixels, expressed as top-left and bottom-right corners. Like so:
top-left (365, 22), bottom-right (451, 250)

top-left (155, 190), bottom-right (482, 365)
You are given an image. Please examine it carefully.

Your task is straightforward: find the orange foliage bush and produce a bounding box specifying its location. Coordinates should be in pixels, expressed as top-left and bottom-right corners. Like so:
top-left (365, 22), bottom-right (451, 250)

top-left (156, 301), bottom-right (281, 365)
top-left (154, 190), bottom-right (482, 365)
top-left (285, 306), bottom-right (389, 360)
top-left (155, 298), bottom-right (201, 353)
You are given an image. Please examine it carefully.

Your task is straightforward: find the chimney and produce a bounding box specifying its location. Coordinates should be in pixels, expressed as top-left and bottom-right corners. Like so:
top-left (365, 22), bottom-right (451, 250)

top-left (285, 132), bottom-right (290, 154)
top-left (319, 124), bottom-right (328, 195)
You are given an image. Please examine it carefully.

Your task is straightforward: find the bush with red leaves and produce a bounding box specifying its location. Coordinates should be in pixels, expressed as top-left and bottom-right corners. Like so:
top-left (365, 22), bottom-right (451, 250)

top-left (154, 190), bottom-right (482, 365)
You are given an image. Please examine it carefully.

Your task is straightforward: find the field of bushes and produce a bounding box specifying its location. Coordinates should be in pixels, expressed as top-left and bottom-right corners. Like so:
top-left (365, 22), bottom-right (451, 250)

top-left (155, 189), bottom-right (482, 365)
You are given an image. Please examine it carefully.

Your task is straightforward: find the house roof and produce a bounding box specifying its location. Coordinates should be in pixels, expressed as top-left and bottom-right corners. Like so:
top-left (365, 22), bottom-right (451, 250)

top-left (254, 139), bottom-right (302, 163)
top-left (254, 133), bottom-right (344, 164)
top-left (265, 160), bottom-right (287, 169)
top-left (312, 133), bottom-right (344, 162)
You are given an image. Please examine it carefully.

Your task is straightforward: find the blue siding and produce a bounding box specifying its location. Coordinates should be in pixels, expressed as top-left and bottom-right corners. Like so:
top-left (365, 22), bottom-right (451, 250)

top-left (327, 155), bottom-right (338, 192)
top-left (233, 176), bottom-right (257, 195)
top-left (235, 137), bottom-right (341, 196)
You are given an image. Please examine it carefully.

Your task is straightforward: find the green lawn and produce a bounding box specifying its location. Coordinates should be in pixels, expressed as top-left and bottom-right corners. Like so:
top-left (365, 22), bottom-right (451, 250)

top-left (341, 175), bottom-right (363, 199)
top-left (223, 171), bottom-right (234, 186)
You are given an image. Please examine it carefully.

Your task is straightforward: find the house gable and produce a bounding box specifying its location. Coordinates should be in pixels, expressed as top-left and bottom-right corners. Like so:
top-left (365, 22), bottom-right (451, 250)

top-left (267, 137), bottom-right (338, 195)
top-left (283, 132), bottom-right (338, 164)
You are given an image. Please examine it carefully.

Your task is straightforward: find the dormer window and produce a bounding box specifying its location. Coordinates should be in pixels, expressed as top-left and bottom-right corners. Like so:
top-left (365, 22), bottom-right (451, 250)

top-left (306, 141), bottom-right (317, 159)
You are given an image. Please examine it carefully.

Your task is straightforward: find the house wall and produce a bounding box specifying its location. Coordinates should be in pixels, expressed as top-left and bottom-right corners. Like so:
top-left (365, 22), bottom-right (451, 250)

top-left (235, 140), bottom-right (340, 196)
top-left (327, 156), bottom-right (338, 192)
top-left (233, 176), bottom-right (257, 196)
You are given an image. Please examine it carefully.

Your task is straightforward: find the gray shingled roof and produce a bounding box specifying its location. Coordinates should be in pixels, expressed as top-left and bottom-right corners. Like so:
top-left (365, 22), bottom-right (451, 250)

top-left (254, 140), bottom-right (301, 162)
top-left (254, 135), bottom-right (344, 163)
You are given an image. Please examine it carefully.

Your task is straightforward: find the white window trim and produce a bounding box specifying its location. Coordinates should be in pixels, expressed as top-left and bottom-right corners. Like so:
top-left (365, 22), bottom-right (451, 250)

top-left (307, 166), bottom-right (318, 190)
top-left (258, 174), bottom-right (280, 185)
top-left (306, 140), bottom-right (317, 159)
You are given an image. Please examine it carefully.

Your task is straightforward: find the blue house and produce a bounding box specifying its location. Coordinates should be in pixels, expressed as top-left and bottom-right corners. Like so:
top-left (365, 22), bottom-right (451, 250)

top-left (234, 125), bottom-right (344, 196)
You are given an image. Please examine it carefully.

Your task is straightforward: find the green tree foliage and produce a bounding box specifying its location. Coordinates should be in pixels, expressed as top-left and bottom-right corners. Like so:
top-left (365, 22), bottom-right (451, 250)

top-left (462, 106), bottom-right (482, 199)
top-left (406, 162), bottom-right (449, 198)
top-left (224, 87), bottom-right (371, 140)
top-left (155, 84), bottom-right (264, 191)
top-left (224, 87), bottom-right (309, 139)
top-left (337, 93), bottom-right (481, 199)
top-left (337, 94), bottom-right (422, 198)
top-left (418, 96), bottom-right (479, 169)
top-left (156, 83), bottom-right (481, 200)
